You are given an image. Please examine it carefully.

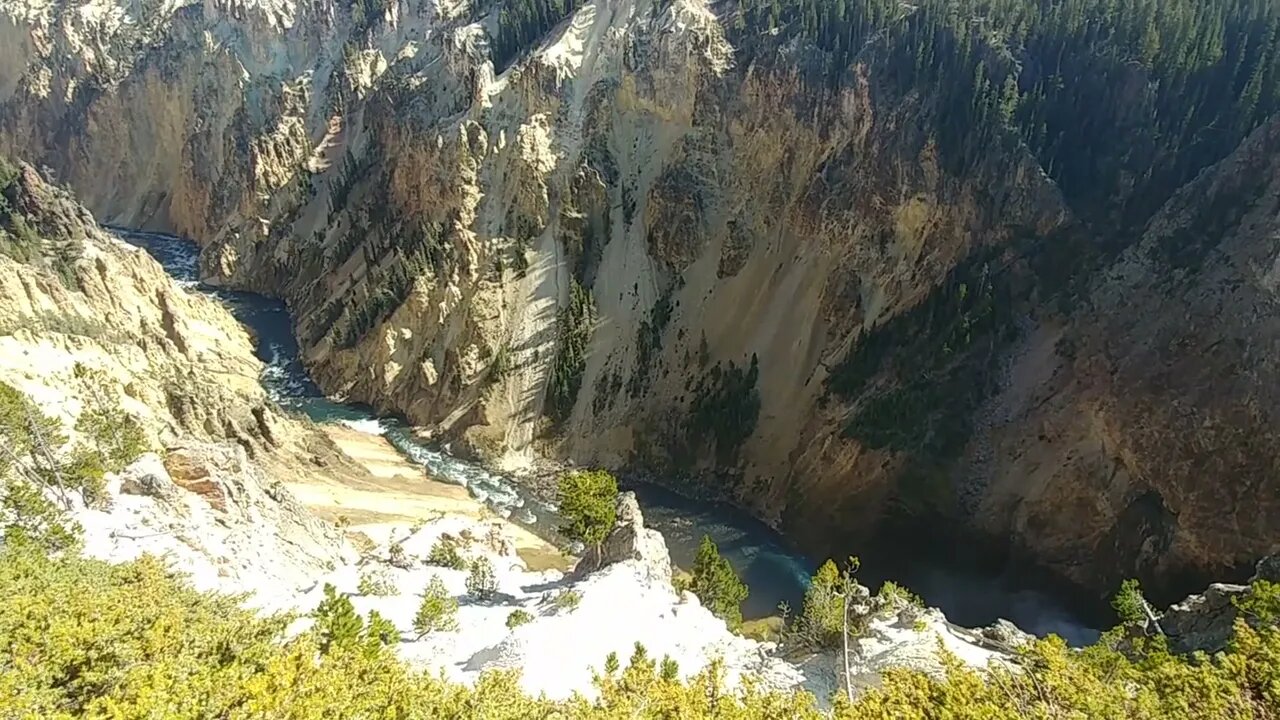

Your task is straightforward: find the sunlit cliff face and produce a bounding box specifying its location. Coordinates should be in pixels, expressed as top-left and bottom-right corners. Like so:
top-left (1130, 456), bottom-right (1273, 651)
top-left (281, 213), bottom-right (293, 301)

top-left (2, 0), bottom-right (1279, 604)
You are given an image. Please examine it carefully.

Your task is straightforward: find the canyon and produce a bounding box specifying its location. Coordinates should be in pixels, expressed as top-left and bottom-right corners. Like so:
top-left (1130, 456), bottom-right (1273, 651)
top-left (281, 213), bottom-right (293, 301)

top-left (1, 0), bottom-right (1278, 608)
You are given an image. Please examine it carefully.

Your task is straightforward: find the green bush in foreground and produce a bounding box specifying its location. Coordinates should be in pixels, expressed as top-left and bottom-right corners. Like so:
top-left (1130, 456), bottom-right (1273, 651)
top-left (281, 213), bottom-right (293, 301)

top-left (506, 609), bottom-right (535, 629)
top-left (1, 546), bottom-right (1279, 719)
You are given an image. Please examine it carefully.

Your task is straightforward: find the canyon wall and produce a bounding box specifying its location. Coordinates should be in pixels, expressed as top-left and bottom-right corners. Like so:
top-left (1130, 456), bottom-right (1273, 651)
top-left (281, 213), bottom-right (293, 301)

top-left (0, 158), bottom-right (370, 492)
top-left (1, 0), bottom-right (1277, 601)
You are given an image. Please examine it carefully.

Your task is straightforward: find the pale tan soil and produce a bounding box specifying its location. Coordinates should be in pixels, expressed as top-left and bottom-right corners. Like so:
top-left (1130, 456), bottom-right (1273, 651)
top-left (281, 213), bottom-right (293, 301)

top-left (287, 426), bottom-right (572, 572)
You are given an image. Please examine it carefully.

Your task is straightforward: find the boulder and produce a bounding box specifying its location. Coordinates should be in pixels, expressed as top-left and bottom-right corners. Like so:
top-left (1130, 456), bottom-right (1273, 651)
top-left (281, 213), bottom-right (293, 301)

top-left (163, 445), bottom-right (234, 512)
top-left (118, 453), bottom-right (181, 503)
top-left (1160, 554), bottom-right (1277, 654)
top-left (1256, 556), bottom-right (1280, 582)
top-left (976, 619), bottom-right (1034, 651)
top-left (572, 492), bottom-right (672, 584)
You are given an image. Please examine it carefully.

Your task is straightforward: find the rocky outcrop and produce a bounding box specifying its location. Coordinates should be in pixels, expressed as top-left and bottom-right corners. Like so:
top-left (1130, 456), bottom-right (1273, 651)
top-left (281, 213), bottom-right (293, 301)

top-left (572, 490), bottom-right (671, 583)
top-left (163, 446), bottom-right (232, 511)
top-left (92, 446), bottom-right (353, 607)
top-left (1159, 556), bottom-right (1280, 655)
top-left (118, 453), bottom-right (181, 502)
top-left (792, 589), bottom-right (1022, 702)
top-left (0, 160), bottom-right (365, 602)
top-left (0, 0), bottom-right (1277, 603)
top-left (299, 514), bottom-right (812, 701)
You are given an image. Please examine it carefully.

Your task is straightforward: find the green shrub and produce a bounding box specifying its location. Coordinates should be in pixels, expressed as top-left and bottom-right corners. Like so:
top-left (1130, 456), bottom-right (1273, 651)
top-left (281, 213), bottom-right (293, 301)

top-left (791, 558), bottom-right (860, 651)
top-left (72, 363), bottom-right (149, 473)
top-left (0, 379), bottom-right (139, 510)
top-left (552, 588), bottom-right (582, 612)
top-left (1113, 578), bottom-right (1149, 627)
top-left (740, 616), bottom-right (785, 643)
top-left (61, 447), bottom-right (107, 507)
top-left (312, 588), bottom-right (397, 658)
top-left (557, 469), bottom-right (618, 552)
top-left (363, 610), bottom-right (399, 653)
top-left (426, 537), bottom-right (467, 569)
top-left (357, 567), bottom-right (397, 596)
top-left (466, 557), bottom-right (498, 601)
top-left (506, 609), bottom-right (535, 629)
top-left (876, 581), bottom-right (924, 610)
top-left (690, 535), bottom-right (748, 631)
top-left (413, 576), bottom-right (458, 637)
top-left (659, 655), bottom-right (680, 682)
top-left (3, 545), bottom-right (1280, 719)
top-left (672, 567), bottom-right (693, 594)
top-left (0, 478), bottom-right (80, 553)
top-left (1234, 579), bottom-right (1280, 624)
top-left (312, 583), bottom-right (364, 654)
top-left (387, 541), bottom-right (409, 568)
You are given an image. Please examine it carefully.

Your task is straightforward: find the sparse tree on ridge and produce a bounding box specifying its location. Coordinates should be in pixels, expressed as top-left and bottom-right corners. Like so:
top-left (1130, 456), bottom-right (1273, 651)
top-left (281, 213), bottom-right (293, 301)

top-left (557, 469), bottom-right (618, 556)
top-left (690, 535), bottom-right (749, 631)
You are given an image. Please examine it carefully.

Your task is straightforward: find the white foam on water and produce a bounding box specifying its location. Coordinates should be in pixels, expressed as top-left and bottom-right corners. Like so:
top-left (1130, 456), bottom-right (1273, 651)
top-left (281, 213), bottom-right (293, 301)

top-left (338, 418), bottom-right (389, 435)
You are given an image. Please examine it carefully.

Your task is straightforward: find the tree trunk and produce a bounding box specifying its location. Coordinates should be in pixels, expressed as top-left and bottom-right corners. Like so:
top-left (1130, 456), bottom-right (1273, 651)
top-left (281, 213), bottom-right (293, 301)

top-left (842, 589), bottom-right (854, 705)
top-left (22, 408), bottom-right (70, 509)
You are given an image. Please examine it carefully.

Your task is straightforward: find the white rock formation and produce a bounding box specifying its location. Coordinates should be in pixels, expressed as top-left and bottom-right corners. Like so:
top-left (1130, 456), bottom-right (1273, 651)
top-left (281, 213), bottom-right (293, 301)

top-left (313, 508), bottom-right (805, 701)
top-left (571, 490), bottom-right (671, 582)
top-left (67, 457), bottom-right (1024, 705)
top-left (74, 446), bottom-right (356, 612)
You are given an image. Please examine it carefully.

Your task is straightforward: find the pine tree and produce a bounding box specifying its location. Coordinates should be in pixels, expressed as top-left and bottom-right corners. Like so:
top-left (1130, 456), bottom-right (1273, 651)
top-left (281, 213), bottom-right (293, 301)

top-left (72, 363), bottom-right (148, 476)
top-left (465, 557), bottom-right (498, 601)
top-left (0, 382), bottom-right (72, 509)
top-left (312, 584), bottom-right (364, 654)
top-left (361, 610), bottom-right (399, 657)
top-left (792, 558), bottom-right (858, 650)
top-left (557, 469), bottom-right (618, 554)
top-left (689, 535), bottom-right (748, 630)
top-left (1112, 578), bottom-right (1152, 628)
top-left (414, 576), bottom-right (459, 637)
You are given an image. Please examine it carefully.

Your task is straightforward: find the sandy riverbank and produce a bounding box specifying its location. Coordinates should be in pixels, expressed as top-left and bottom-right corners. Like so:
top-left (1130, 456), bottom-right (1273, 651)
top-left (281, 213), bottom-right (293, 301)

top-left (283, 425), bottom-right (571, 572)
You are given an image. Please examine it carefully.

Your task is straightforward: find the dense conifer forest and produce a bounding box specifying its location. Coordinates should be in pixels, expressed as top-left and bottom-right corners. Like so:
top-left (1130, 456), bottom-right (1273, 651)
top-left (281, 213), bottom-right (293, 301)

top-left (488, 0), bottom-right (1277, 230)
top-left (721, 0), bottom-right (1279, 227)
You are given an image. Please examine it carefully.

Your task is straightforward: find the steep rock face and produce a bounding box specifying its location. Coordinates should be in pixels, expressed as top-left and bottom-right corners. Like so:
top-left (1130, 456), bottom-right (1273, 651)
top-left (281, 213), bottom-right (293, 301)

top-left (0, 160), bottom-right (370, 496)
top-left (0, 0), bottom-right (1276, 602)
top-left (974, 117), bottom-right (1280, 600)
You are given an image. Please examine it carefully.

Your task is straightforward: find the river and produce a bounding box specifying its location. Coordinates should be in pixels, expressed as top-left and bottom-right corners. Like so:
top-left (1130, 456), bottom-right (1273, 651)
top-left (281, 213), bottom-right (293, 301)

top-left (118, 227), bottom-right (1102, 643)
